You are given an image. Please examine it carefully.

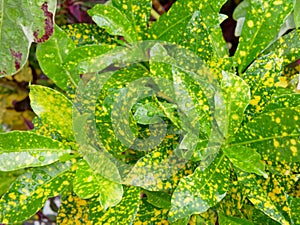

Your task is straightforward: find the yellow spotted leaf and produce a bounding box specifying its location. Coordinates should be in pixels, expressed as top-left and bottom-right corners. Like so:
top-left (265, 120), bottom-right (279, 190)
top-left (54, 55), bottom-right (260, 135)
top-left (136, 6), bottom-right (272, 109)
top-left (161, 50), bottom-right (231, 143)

top-left (0, 131), bottom-right (71, 171)
top-left (29, 85), bottom-right (74, 142)
top-left (169, 152), bottom-right (231, 222)
top-left (0, 161), bottom-right (73, 224)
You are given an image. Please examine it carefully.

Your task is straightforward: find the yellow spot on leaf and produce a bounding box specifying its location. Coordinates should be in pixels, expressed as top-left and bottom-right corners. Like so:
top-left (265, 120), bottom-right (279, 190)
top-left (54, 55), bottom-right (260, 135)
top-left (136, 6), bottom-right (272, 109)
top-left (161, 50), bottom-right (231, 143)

top-left (247, 20), bottom-right (254, 28)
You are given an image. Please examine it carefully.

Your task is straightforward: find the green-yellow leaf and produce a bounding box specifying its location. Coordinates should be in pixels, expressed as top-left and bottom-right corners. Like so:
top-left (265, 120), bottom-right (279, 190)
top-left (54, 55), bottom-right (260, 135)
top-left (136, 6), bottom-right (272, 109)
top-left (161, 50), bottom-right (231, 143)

top-left (223, 145), bottom-right (267, 178)
top-left (88, 4), bottom-right (137, 42)
top-left (0, 161), bottom-right (73, 224)
top-left (36, 25), bottom-right (76, 90)
top-left (29, 85), bottom-right (74, 142)
top-left (169, 152), bottom-right (231, 221)
top-left (0, 131), bottom-right (71, 171)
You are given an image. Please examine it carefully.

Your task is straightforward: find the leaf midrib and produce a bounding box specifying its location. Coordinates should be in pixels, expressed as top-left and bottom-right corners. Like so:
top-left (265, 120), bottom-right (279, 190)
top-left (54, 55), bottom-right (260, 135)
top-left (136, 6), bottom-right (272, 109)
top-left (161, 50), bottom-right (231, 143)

top-left (155, 14), bottom-right (191, 40)
top-left (229, 133), bottom-right (300, 147)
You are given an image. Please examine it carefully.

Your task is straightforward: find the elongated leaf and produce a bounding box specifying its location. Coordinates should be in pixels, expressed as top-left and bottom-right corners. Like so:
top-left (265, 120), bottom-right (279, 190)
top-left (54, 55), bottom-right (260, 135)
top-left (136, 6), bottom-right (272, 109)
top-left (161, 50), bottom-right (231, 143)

top-left (61, 23), bottom-right (118, 46)
top-left (73, 159), bottom-right (123, 210)
top-left (234, 0), bottom-right (294, 73)
top-left (90, 186), bottom-right (140, 224)
top-left (36, 25), bottom-right (76, 90)
top-left (232, 107), bottom-right (300, 164)
top-left (0, 161), bottom-right (73, 224)
top-left (0, 1), bottom-right (56, 76)
top-left (57, 192), bottom-right (91, 225)
top-left (0, 131), bottom-right (71, 171)
top-left (223, 146), bottom-right (267, 178)
top-left (149, 0), bottom-right (228, 60)
top-left (112, 0), bottom-right (152, 40)
top-left (241, 203), bottom-right (281, 225)
top-left (216, 71), bottom-right (250, 138)
top-left (88, 4), bottom-right (137, 42)
top-left (169, 152), bottom-right (231, 222)
top-left (238, 172), bottom-right (291, 225)
top-left (29, 85), bottom-right (74, 142)
top-left (180, 2), bottom-right (228, 60)
top-left (63, 44), bottom-right (114, 80)
top-left (218, 213), bottom-right (254, 225)
top-left (144, 190), bottom-right (171, 209)
top-left (241, 53), bottom-right (283, 119)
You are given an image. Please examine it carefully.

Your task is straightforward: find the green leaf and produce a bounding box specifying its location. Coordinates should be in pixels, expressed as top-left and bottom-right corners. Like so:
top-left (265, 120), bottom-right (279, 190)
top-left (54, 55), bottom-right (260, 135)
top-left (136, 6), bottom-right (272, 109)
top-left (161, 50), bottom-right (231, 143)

top-left (238, 172), bottom-right (291, 225)
top-left (61, 23), bottom-right (118, 46)
top-left (73, 160), bottom-right (101, 199)
top-left (262, 29), bottom-right (300, 67)
top-left (223, 145), bottom-right (267, 178)
top-left (29, 85), bottom-right (74, 142)
top-left (241, 203), bottom-right (281, 225)
top-left (80, 146), bottom-right (121, 184)
top-left (149, 0), bottom-right (228, 60)
top-left (289, 196), bottom-right (300, 224)
top-left (231, 107), bottom-right (300, 164)
top-left (218, 213), bottom-right (254, 225)
top-left (90, 186), bottom-right (140, 224)
top-left (234, 0), bottom-right (294, 73)
top-left (133, 102), bottom-right (165, 125)
top-left (73, 159), bottom-right (123, 210)
top-left (294, 0), bottom-right (300, 28)
top-left (88, 4), bottom-right (137, 42)
top-left (0, 1), bottom-right (56, 76)
top-left (180, 2), bottom-right (228, 60)
top-left (63, 44), bottom-right (114, 80)
top-left (0, 161), bottom-right (73, 224)
top-left (0, 170), bottom-right (24, 196)
top-left (133, 198), bottom-right (169, 224)
top-left (144, 190), bottom-right (172, 209)
top-left (169, 152), bottom-right (231, 222)
top-left (264, 93), bottom-right (300, 112)
top-left (36, 25), bottom-right (76, 90)
top-left (0, 131), bottom-right (71, 171)
top-left (216, 71), bottom-right (250, 138)
top-left (112, 0), bottom-right (152, 40)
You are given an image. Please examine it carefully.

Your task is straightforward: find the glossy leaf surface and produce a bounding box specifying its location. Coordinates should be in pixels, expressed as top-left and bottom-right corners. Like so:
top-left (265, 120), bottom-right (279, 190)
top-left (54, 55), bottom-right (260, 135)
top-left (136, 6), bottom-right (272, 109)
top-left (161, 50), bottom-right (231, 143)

top-left (149, 0), bottom-right (228, 60)
top-left (0, 1), bottom-right (56, 76)
top-left (73, 160), bottom-right (123, 210)
top-left (88, 4), bottom-right (137, 42)
top-left (231, 107), bottom-right (300, 164)
top-left (169, 152), bottom-right (231, 221)
top-left (234, 0), bottom-right (294, 73)
top-left (238, 172), bottom-right (291, 224)
top-left (36, 25), bottom-right (76, 90)
top-left (216, 71), bottom-right (250, 138)
top-left (0, 161), bottom-right (73, 224)
top-left (112, 0), bottom-right (152, 39)
top-left (29, 85), bottom-right (74, 142)
top-left (0, 131), bottom-right (71, 171)
top-left (223, 145), bottom-right (267, 178)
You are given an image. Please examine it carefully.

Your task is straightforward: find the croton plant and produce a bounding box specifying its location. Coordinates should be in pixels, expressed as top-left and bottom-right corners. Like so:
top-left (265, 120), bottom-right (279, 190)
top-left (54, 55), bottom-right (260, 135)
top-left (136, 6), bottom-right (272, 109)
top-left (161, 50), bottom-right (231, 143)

top-left (1, 0), bottom-right (300, 224)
